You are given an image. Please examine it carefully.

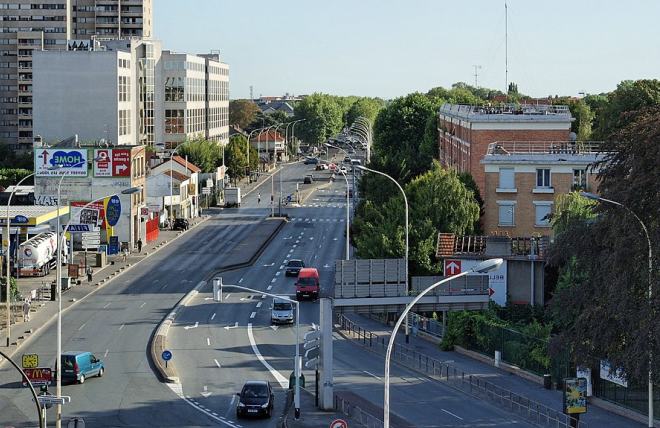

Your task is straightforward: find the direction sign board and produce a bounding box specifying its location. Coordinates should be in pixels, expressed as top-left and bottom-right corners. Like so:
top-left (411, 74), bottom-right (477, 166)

top-left (304, 347), bottom-right (319, 360)
top-left (35, 148), bottom-right (88, 176)
top-left (202, 187), bottom-right (211, 195)
top-left (304, 357), bottom-right (318, 369)
top-left (304, 338), bottom-right (319, 350)
top-left (22, 354), bottom-right (38, 369)
top-left (64, 224), bottom-right (91, 233)
top-left (22, 367), bottom-right (53, 386)
top-left (36, 395), bottom-right (71, 405)
top-left (444, 259), bottom-right (461, 276)
top-left (304, 330), bottom-right (320, 342)
top-left (112, 149), bottom-right (131, 177)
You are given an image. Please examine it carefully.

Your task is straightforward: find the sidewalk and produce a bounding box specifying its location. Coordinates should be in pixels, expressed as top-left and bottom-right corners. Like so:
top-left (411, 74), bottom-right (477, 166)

top-left (341, 313), bottom-right (645, 428)
top-left (0, 215), bottom-right (209, 364)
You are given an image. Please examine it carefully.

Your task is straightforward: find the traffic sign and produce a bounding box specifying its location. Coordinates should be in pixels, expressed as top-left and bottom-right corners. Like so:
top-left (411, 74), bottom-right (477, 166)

top-left (22, 354), bottom-right (39, 369)
top-left (161, 350), bottom-right (172, 361)
top-left (330, 418), bottom-right (348, 428)
top-left (304, 357), bottom-right (318, 369)
top-left (36, 395), bottom-right (71, 405)
top-left (13, 215), bottom-right (29, 224)
top-left (105, 195), bottom-right (122, 226)
top-left (444, 259), bottom-right (462, 276)
top-left (304, 330), bottom-right (320, 342)
top-left (22, 367), bottom-right (53, 386)
top-left (304, 347), bottom-right (319, 360)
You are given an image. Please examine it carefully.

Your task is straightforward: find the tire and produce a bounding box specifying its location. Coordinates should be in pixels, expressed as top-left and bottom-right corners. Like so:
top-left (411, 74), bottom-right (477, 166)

top-left (79, 374), bottom-right (85, 384)
top-left (98, 367), bottom-right (104, 377)
top-left (235, 409), bottom-right (241, 419)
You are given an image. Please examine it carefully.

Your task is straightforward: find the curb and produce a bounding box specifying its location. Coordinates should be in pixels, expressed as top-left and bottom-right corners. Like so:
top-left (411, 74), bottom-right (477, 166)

top-left (0, 216), bottom-right (209, 370)
top-left (148, 218), bottom-right (287, 384)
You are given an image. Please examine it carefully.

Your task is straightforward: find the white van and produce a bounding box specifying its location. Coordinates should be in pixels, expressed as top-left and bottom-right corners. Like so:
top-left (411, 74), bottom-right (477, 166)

top-left (271, 296), bottom-right (294, 325)
top-left (350, 159), bottom-right (362, 166)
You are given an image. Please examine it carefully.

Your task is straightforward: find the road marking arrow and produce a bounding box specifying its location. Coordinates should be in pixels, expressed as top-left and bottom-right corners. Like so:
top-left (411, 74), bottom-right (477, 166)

top-left (270, 325), bottom-right (279, 331)
top-left (200, 385), bottom-right (212, 398)
top-left (184, 322), bottom-right (199, 330)
top-left (204, 297), bottom-right (213, 301)
top-left (224, 322), bottom-right (238, 330)
top-left (264, 263), bottom-right (275, 267)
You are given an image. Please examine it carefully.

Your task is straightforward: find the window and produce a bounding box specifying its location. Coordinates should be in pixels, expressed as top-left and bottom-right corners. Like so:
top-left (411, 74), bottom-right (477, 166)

top-left (573, 169), bottom-right (587, 190)
top-left (536, 169), bottom-right (551, 188)
top-left (165, 109), bottom-right (184, 134)
top-left (497, 202), bottom-right (516, 227)
top-left (118, 75), bottom-right (130, 102)
top-left (534, 202), bottom-right (553, 227)
top-left (498, 168), bottom-right (515, 190)
top-left (118, 110), bottom-right (131, 136)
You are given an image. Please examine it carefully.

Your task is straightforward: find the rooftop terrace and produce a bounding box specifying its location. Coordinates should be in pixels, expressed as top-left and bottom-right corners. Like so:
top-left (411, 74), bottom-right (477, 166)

top-left (439, 103), bottom-right (573, 122)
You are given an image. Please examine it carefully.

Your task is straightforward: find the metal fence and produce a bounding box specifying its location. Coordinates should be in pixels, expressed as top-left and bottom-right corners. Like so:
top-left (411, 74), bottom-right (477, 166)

top-left (337, 314), bottom-right (587, 428)
top-left (407, 312), bottom-right (445, 338)
top-left (334, 394), bottom-right (383, 428)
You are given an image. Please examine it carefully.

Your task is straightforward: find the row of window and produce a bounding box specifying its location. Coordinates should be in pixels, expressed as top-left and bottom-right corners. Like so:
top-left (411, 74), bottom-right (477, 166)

top-left (208, 65), bottom-right (229, 76)
top-left (163, 60), bottom-right (206, 72)
top-left (118, 75), bottom-right (130, 102)
top-left (498, 168), bottom-right (588, 191)
top-left (118, 109), bottom-right (131, 136)
top-left (0, 27), bottom-right (66, 33)
top-left (1, 3), bottom-right (64, 9)
top-left (498, 201), bottom-right (553, 228)
top-left (207, 106), bottom-right (228, 129)
top-left (0, 15), bottom-right (65, 21)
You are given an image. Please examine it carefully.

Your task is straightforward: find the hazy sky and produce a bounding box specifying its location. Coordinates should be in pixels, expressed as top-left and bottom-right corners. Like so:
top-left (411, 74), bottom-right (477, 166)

top-left (154, 0), bottom-right (660, 100)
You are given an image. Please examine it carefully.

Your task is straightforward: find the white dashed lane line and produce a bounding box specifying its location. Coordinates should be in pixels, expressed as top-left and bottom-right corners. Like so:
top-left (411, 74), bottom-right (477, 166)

top-left (250, 312), bottom-right (256, 319)
top-left (256, 301), bottom-right (262, 308)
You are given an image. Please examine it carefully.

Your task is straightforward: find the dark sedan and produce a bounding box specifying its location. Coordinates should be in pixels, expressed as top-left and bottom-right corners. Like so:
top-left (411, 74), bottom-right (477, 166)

top-left (236, 381), bottom-right (274, 418)
top-left (285, 259), bottom-right (305, 276)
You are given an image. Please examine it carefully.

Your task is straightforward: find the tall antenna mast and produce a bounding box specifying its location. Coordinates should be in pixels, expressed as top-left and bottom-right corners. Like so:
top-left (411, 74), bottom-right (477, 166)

top-left (505, 1), bottom-right (508, 94)
top-left (473, 65), bottom-right (482, 88)
top-left (249, 85), bottom-right (254, 100)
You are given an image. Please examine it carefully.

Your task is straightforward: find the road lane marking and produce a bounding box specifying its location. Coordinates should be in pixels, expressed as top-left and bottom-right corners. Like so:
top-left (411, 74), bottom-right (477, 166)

top-left (225, 293), bottom-right (231, 299)
top-left (211, 313), bottom-right (216, 320)
top-left (238, 278), bottom-right (243, 283)
top-left (118, 323), bottom-right (125, 330)
top-left (256, 301), bottom-right (262, 308)
top-left (224, 322), bottom-right (238, 330)
top-left (250, 312), bottom-right (256, 319)
top-left (184, 322), bottom-right (199, 330)
top-left (275, 271), bottom-right (281, 276)
top-left (206, 337), bottom-right (211, 346)
top-left (214, 359), bottom-right (221, 368)
top-left (267, 285), bottom-right (272, 291)
top-left (441, 409), bottom-right (464, 420)
top-left (262, 294), bottom-right (267, 299)
top-left (167, 384), bottom-right (239, 428)
top-left (103, 303), bottom-right (111, 309)
top-left (363, 371), bottom-right (381, 381)
top-left (139, 302), bottom-right (146, 308)
top-left (279, 265), bottom-right (285, 269)
top-left (78, 323), bottom-right (86, 331)
top-left (104, 349), bottom-right (109, 358)
top-left (225, 396), bottom-right (237, 418)
top-left (271, 278), bottom-right (277, 283)
top-left (247, 323), bottom-right (288, 388)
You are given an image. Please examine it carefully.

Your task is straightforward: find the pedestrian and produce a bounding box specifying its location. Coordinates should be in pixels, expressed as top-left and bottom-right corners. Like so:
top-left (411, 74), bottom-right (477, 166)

top-left (137, 238), bottom-right (143, 253)
top-left (22, 298), bottom-right (30, 322)
top-left (257, 192), bottom-right (261, 204)
top-left (122, 248), bottom-right (128, 262)
top-left (86, 265), bottom-right (93, 282)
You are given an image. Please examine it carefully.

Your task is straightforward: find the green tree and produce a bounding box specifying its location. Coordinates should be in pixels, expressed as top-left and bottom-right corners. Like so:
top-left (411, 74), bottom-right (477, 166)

top-left (229, 99), bottom-right (260, 129)
top-left (550, 191), bottom-right (596, 236)
top-left (0, 168), bottom-right (33, 189)
top-left (175, 138), bottom-right (222, 173)
top-left (0, 145), bottom-right (33, 170)
top-left (547, 106), bottom-right (660, 383)
top-left (224, 135), bottom-right (257, 182)
top-left (592, 79), bottom-right (660, 139)
top-left (345, 97), bottom-right (385, 126)
top-left (293, 93), bottom-right (344, 146)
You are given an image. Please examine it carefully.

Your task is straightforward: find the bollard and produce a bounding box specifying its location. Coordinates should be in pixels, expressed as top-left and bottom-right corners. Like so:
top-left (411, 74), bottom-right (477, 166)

top-left (494, 350), bottom-right (502, 368)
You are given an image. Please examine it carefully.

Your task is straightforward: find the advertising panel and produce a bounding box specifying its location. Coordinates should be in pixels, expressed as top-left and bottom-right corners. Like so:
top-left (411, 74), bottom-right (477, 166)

top-left (599, 360), bottom-right (628, 387)
top-left (93, 149), bottom-right (113, 177)
top-left (22, 367), bottom-right (53, 387)
top-left (112, 149), bottom-right (131, 177)
top-left (34, 149), bottom-right (88, 177)
top-left (563, 377), bottom-right (588, 414)
top-left (447, 258), bottom-right (508, 306)
top-left (70, 201), bottom-right (105, 229)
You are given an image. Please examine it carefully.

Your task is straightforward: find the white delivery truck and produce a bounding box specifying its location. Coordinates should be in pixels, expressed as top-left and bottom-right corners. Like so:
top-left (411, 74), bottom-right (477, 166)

top-left (224, 187), bottom-right (242, 208)
top-left (17, 232), bottom-right (58, 277)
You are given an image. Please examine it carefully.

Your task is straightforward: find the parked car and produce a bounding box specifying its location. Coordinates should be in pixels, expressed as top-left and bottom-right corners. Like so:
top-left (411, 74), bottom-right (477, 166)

top-left (328, 163), bottom-right (337, 171)
top-left (285, 259), bottom-right (305, 276)
top-left (339, 166), bottom-right (348, 174)
top-left (236, 381), bottom-right (274, 418)
top-left (173, 218), bottom-right (189, 230)
top-left (60, 351), bottom-right (104, 384)
top-left (350, 159), bottom-right (362, 166)
top-left (271, 296), bottom-right (295, 325)
top-left (295, 267), bottom-right (320, 300)
top-left (304, 157), bottom-right (319, 165)
top-left (303, 175), bottom-right (314, 184)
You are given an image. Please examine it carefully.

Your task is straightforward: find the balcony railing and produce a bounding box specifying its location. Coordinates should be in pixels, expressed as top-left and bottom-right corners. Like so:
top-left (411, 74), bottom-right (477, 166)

top-left (487, 141), bottom-right (603, 156)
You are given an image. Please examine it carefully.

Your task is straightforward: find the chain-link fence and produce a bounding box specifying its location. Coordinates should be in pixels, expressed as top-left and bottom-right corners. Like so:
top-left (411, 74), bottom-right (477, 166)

top-left (337, 314), bottom-right (587, 428)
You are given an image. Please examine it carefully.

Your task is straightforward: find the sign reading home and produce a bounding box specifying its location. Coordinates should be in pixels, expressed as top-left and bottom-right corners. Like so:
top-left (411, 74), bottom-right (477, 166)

top-left (35, 149), bottom-right (88, 177)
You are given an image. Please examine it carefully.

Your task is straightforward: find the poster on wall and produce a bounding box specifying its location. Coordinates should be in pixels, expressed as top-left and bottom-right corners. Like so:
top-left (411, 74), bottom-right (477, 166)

top-left (93, 149), bottom-right (132, 177)
top-left (70, 201), bottom-right (105, 229)
top-left (34, 149), bottom-right (88, 176)
top-left (446, 258), bottom-right (508, 306)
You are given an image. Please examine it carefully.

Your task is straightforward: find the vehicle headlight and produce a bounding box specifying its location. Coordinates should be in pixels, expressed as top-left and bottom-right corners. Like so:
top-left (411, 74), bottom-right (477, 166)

top-left (238, 402), bottom-right (246, 407)
top-left (261, 403), bottom-right (269, 408)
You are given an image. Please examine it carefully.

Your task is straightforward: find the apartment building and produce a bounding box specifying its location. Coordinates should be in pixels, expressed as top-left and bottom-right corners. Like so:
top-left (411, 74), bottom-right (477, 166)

top-left (31, 40), bottom-right (230, 148)
top-left (480, 140), bottom-right (604, 237)
top-left (0, 0), bottom-right (152, 149)
top-left (437, 103), bottom-right (574, 195)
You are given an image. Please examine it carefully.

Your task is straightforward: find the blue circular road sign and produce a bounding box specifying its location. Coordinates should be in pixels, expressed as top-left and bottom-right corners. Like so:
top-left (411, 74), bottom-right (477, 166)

top-left (161, 350), bottom-right (172, 361)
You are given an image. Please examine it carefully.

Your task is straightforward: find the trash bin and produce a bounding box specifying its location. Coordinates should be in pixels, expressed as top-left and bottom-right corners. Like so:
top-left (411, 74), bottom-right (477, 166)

top-left (543, 374), bottom-right (552, 390)
top-left (50, 282), bottom-right (56, 301)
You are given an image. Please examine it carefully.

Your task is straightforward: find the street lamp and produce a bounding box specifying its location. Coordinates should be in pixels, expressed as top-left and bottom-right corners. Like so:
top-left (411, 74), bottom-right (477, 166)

top-left (383, 258), bottom-right (503, 428)
top-left (55, 186), bottom-right (141, 428)
top-left (4, 171), bottom-right (36, 347)
top-left (247, 126), bottom-right (269, 180)
top-left (338, 170), bottom-right (350, 260)
top-left (285, 119), bottom-right (305, 160)
top-left (357, 165), bottom-right (410, 341)
top-left (580, 191), bottom-right (655, 427)
top-left (290, 119), bottom-right (305, 159)
top-left (213, 279), bottom-right (302, 419)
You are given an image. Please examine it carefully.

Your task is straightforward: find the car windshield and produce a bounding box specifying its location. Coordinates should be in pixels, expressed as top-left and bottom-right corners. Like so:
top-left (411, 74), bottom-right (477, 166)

top-left (243, 384), bottom-right (268, 398)
top-left (297, 277), bottom-right (317, 286)
top-left (273, 302), bottom-right (292, 310)
top-left (288, 260), bottom-right (303, 267)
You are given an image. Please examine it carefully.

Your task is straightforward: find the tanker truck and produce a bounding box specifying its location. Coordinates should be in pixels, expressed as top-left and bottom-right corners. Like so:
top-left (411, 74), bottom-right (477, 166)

top-left (17, 232), bottom-right (58, 277)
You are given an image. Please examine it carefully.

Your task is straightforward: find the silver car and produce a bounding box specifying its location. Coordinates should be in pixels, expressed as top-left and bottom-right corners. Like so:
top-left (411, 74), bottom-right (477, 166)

top-left (271, 297), bottom-right (294, 325)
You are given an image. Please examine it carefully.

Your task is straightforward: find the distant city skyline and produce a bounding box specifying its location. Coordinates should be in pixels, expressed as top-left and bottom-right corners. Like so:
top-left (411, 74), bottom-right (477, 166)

top-left (154, 0), bottom-right (660, 100)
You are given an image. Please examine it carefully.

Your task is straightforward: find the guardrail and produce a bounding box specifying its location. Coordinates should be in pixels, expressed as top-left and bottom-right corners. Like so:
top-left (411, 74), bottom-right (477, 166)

top-left (334, 394), bottom-right (383, 428)
top-left (337, 314), bottom-right (587, 428)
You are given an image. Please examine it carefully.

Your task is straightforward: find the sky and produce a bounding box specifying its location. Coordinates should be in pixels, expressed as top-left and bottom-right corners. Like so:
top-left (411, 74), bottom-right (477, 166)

top-left (154, 0), bottom-right (660, 100)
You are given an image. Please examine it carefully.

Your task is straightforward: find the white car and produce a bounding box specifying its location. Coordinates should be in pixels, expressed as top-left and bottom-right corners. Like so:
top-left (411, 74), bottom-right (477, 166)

top-left (339, 166), bottom-right (348, 174)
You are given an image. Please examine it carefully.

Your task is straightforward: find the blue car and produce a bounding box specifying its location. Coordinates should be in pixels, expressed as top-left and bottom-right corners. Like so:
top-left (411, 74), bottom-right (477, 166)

top-left (61, 351), bottom-right (104, 384)
top-left (304, 157), bottom-right (319, 165)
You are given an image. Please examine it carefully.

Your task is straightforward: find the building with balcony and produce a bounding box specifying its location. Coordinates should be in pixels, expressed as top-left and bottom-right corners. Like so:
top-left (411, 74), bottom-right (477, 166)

top-left (0, 0), bottom-right (152, 149)
top-left (437, 103), bottom-right (574, 195)
top-left (480, 140), bottom-right (605, 237)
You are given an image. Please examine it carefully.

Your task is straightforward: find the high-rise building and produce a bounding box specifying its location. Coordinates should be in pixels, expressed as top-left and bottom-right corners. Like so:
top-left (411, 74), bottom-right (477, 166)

top-left (0, 0), bottom-right (152, 149)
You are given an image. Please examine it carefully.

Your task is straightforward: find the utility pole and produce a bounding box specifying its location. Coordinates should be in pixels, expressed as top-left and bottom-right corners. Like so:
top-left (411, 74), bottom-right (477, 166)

top-left (473, 65), bottom-right (482, 88)
top-left (505, 1), bottom-right (509, 93)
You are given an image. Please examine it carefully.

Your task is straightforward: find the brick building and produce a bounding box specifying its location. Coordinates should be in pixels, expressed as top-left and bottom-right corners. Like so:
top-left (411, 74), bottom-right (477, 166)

top-left (437, 103), bottom-right (574, 195)
top-left (481, 141), bottom-right (604, 237)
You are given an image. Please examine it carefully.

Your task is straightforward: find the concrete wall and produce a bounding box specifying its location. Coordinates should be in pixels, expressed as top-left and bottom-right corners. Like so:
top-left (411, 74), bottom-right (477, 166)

top-left (507, 259), bottom-right (544, 305)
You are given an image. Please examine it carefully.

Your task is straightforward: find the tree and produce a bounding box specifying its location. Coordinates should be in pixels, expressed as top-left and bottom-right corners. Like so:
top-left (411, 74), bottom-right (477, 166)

top-left (547, 107), bottom-right (660, 383)
top-left (224, 135), bottom-right (257, 182)
top-left (293, 93), bottom-right (343, 146)
top-left (176, 138), bottom-right (222, 173)
top-left (0, 145), bottom-right (33, 170)
top-left (550, 192), bottom-right (596, 236)
top-left (591, 79), bottom-right (660, 140)
top-left (344, 97), bottom-right (385, 126)
top-left (0, 168), bottom-right (33, 189)
top-left (508, 82), bottom-right (519, 95)
top-left (229, 100), bottom-right (260, 129)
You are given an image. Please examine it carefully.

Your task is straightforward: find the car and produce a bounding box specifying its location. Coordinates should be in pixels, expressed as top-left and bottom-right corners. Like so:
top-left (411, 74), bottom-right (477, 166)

top-left (60, 351), bottom-right (104, 384)
top-left (339, 166), bottom-right (348, 174)
top-left (350, 159), bottom-right (362, 166)
top-left (271, 296), bottom-right (295, 325)
top-left (343, 156), bottom-right (351, 163)
top-left (315, 163), bottom-right (324, 171)
top-left (172, 218), bottom-right (189, 230)
top-left (236, 381), bottom-right (274, 418)
top-left (328, 163), bottom-right (337, 171)
top-left (285, 259), bottom-right (305, 276)
top-left (321, 163), bottom-right (329, 170)
top-left (304, 157), bottom-right (319, 165)
top-left (303, 175), bottom-right (314, 184)
top-left (346, 189), bottom-right (354, 198)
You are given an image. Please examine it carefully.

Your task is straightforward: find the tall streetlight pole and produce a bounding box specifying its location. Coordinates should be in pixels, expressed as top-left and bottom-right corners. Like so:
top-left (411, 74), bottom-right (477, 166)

top-left (213, 279), bottom-right (302, 419)
top-left (4, 172), bottom-right (36, 347)
top-left (383, 258), bottom-right (503, 428)
top-left (357, 165), bottom-right (409, 341)
top-left (580, 192), bottom-right (655, 427)
top-left (291, 119), bottom-right (305, 159)
top-left (55, 186), bottom-right (141, 428)
top-left (338, 170), bottom-right (350, 260)
top-left (285, 119), bottom-right (306, 161)
top-left (247, 127), bottom-right (268, 180)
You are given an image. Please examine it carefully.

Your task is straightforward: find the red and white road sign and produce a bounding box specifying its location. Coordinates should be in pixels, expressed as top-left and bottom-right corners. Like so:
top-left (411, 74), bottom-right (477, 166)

top-left (22, 367), bottom-right (53, 387)
top-left (330, 419), bottom-right (348, 428)
top-left (488, 287), bottom-right (495, 297)
top-left (112, 149), bottom-right (131, 177)
top-left (94, 149), bottom-right (112, 176)
top-left (444, 259), bottom-right (462, 276)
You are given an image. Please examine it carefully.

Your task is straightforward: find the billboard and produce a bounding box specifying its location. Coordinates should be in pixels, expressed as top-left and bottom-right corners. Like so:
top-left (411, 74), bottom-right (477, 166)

top-left (93, 149), bottom-right (131, 177)
top-left (445, 258), bottom-right (508, 306)
top-left (35, 148), bottom-right (88, 176)
top-left (71, 201), bottom-right (105, 229)
top-left (563, 377), bottom-right (588, 414)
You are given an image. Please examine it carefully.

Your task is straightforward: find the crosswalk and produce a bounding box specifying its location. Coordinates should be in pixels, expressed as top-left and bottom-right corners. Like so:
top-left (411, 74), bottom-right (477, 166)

top-left (289, 217), bottom-right (345, 222)
top-left (298, 203), bottom-right (345, 208)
